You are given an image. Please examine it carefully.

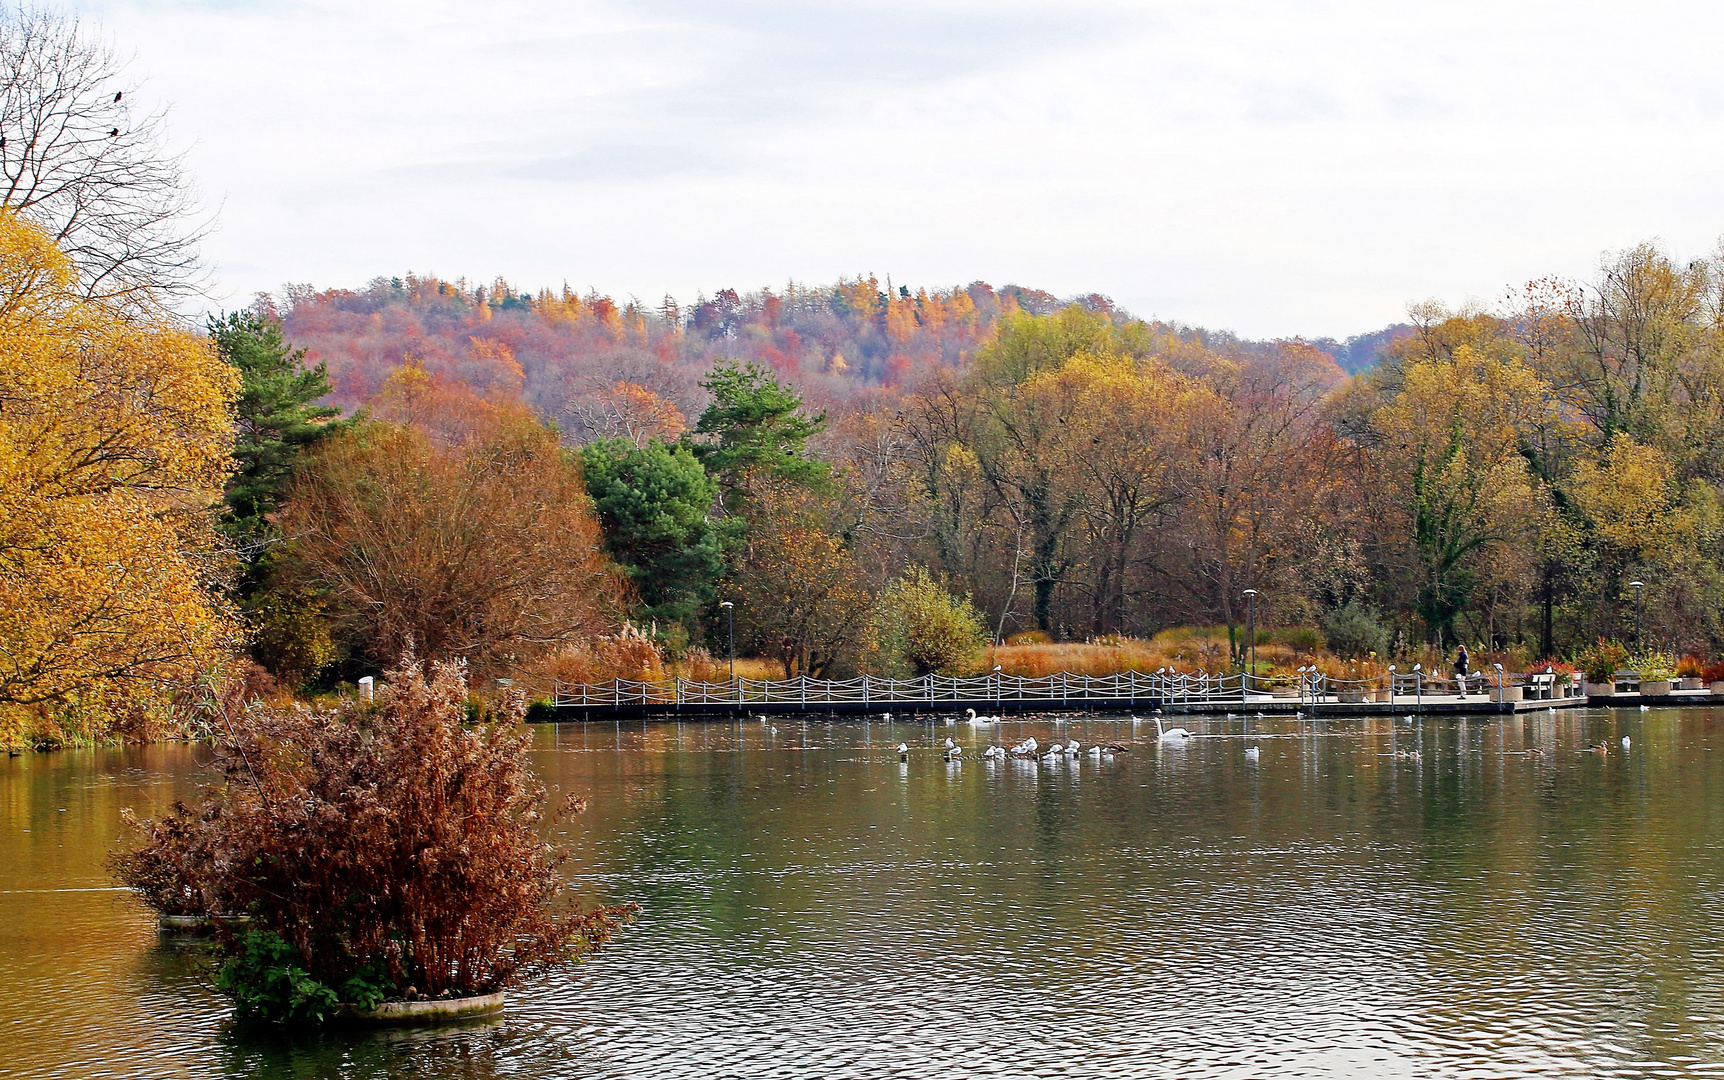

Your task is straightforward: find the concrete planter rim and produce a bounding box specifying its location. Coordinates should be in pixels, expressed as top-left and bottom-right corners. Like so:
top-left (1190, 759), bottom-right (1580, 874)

top-left (1642, 680), bottom-right (1674, 696)
top-left (157, 913), bottom-right (250, 934)
top-left (335, 991), bottom-right (505, 1025)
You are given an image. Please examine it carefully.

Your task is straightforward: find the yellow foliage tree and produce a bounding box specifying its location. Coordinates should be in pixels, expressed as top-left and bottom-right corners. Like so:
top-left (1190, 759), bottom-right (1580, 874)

top-left (0, 213), bottom-right (237, 745)
top-left (1369, 344), bottom-right (1557, 644)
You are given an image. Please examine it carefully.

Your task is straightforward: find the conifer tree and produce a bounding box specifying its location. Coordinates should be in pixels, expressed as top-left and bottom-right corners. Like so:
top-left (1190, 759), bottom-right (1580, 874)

top-left (209, 311), bottom-right (349, 553)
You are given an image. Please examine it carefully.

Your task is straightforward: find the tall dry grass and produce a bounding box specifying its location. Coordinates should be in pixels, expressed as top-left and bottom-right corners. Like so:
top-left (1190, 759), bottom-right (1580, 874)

top-left (515, 625), bottom-right (664, 695)
top-left (667, 652), bottom-right (786, 682)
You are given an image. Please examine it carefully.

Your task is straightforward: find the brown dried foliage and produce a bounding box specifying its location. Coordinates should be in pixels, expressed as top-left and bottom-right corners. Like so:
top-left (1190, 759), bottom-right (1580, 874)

top-left (114, 654), bottom-right (633, 998)
top-left (274, 402), bottom-right (627, 678)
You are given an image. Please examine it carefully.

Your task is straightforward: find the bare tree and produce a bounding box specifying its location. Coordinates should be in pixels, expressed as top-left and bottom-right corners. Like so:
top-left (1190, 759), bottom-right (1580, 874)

top-left (0, 7), bottom-right (204, 304)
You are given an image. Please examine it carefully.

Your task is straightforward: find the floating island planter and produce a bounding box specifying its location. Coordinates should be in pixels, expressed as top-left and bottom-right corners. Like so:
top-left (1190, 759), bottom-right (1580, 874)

top-left (113, 656), bottom-right (634, 1025)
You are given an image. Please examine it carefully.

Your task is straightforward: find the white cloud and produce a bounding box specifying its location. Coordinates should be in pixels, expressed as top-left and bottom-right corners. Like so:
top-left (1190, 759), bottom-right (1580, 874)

top-left (70, 0), bottom-right (1724, 337)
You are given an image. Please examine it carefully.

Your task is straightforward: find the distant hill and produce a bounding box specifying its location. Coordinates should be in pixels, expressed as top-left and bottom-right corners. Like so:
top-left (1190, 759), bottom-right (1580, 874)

top-left (267, 273), bottom-right (1400, 430)
top-left (1307, 325), bottom-right (1414, 373)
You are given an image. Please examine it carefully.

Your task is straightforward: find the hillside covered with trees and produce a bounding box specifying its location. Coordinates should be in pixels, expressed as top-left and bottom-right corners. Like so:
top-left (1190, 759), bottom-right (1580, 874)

top-left (225, 241), bottom-right (1724, 689)
top-left (4, 3), bottom-right (1723, 748)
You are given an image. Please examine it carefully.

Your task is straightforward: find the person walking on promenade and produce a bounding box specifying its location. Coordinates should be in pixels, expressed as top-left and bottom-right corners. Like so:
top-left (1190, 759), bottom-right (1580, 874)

top-left (1454, 643), bottom-right (1471, 698)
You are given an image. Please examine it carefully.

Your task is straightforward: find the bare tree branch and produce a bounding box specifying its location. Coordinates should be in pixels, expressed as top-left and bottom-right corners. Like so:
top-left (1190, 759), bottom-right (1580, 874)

top-left (0, 7), bottom-right (206, 307)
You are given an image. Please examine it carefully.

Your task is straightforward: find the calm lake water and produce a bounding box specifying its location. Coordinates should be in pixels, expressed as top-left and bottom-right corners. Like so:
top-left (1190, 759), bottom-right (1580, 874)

top-left (5, 708), bottom-right (1724, 1078)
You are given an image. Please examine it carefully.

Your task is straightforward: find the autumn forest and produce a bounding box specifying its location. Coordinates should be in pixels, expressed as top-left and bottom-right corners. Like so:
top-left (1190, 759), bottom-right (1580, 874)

top-left (4, 2), bottom-right (1724, 747)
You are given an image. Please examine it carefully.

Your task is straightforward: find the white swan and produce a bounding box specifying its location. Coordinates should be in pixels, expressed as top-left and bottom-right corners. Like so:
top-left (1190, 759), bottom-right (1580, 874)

top-left (1153, 717), bottom-right (1192, 741)
top-left (1244, 745), bottom-right (1260, 763)
top-left (966, 708), bottom-right (1000, 724)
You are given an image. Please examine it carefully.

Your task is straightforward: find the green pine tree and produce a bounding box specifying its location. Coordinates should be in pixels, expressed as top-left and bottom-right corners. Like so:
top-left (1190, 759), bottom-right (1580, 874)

top-left (210, 310), bottom-right (351, 551)
top-left (690, 360), bottom-right (830, 503)
top-left (580, 437), bottom-right (727, 639)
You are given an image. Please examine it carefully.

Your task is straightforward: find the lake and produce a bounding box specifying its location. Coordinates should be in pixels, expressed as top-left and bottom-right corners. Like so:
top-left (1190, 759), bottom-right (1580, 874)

top-left (4, 708), bottom-right (1724, 1078)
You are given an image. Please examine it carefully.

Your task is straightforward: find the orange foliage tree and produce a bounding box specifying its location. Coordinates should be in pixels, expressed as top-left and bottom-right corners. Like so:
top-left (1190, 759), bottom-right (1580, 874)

top-left (273, 387), bottom-right (625, 678)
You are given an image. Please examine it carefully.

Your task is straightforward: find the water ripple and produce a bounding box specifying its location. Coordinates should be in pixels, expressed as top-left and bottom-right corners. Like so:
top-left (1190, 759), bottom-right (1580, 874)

top-left (3, 709), bottom-right (1723, 1077)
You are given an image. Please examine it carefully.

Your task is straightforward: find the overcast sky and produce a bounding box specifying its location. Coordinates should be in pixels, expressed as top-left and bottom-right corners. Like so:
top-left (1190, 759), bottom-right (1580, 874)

top-left (70, 0), bottom-right (1724, 338)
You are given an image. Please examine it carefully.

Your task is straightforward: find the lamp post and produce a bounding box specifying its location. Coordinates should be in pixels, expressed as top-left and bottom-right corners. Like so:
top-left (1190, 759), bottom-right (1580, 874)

top-left (719, 601), bottom-right (735, 682)
top-left (1629, 580), bottom-right (1645, 653)
top-left (1242, 589), bottom-right (1258, 694)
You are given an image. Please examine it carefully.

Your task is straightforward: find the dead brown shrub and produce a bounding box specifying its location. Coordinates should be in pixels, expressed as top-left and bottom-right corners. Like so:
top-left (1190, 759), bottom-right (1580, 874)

top-left (113, 653), bottom-right (633, 1000)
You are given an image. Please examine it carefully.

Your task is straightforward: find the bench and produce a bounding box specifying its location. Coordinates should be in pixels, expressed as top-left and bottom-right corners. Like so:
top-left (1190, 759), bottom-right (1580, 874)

top-left (1523, 673), bottom-right (1557, 700)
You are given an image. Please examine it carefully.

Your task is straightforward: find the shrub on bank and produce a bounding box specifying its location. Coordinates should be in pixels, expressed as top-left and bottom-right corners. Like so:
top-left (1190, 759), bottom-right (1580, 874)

top-left (113, 655), bottom-right (633, 1022)
top-left (864, 568), bottom-right (989, 676)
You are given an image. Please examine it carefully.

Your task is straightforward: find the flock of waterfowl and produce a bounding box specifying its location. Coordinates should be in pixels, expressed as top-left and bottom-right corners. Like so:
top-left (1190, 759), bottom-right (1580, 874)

top-left (883, 710), bottom-right (1216, 764)
top-left (862, 705), bottom-right (1640, 767)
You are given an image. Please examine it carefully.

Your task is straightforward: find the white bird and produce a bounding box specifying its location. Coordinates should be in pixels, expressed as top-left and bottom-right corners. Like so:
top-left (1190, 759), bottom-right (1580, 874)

top-left (945, 744), bottom-right (963, 761)
top-left (1088, 744), bottom-right (1104, 758)
top-left (1066, 739), bottom-right (1080, 755)
top-left (1640, 704), bottom-right (1651, 712)
top-left (1245, 745), bottom-right (1260, 763)
top-left (1621, 735), bottom-right (1632, 749)
top-left (982, 745), bottom-right (1002, 760)
top-left (896, 742), bottom-right (908, 761)
top-left (881, 712), bottom-right (893, 721)
top-left (965, 708), bottom-right (1000, 723)
top-left (1154, 717), bottom-right (1192, 741)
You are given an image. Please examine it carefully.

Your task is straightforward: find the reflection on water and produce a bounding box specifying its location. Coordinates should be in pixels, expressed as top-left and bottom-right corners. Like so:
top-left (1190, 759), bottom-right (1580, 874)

top-left (5, 709), bottom-right (1724, 1077)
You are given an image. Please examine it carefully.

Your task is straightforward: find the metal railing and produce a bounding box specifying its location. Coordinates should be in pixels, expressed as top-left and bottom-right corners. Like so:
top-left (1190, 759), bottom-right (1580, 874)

top-left (551, 669), bottom-right (1580, 709)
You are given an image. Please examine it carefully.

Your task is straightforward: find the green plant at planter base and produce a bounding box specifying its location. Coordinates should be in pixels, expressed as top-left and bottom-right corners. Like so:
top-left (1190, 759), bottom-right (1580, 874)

top-left (217, 928), bottom-right (338, 1023)
top-left (218, 928), bottom-right (395, 1023)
